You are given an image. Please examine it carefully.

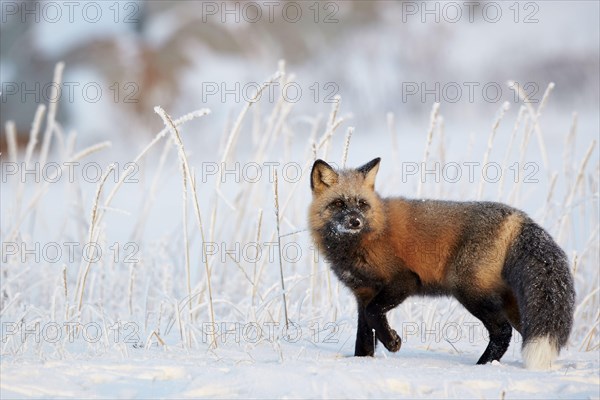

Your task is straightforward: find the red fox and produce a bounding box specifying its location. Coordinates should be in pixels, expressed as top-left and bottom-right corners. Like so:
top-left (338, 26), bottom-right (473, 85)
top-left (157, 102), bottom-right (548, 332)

top-left (309, 157), bottom-right (575, 369)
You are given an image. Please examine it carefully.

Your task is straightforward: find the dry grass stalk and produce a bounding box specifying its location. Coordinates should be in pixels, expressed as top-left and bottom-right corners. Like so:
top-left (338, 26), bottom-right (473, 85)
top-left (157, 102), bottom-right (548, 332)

top-left (541, 172), bottom-right (559, 223)
top-left (13, 105), bottom-right (48, 222)
top-left (564, 112), bottom-right (579, 182)
top-left (64, 108), bottom-right (208, 322)
top-left (341, 127), bottom-right (354, 168)
top-left (103, 109), bottom-right (210, 212)
top-left (534, 82), bottom-right (555, 170)
top-left (7, 141), bottom-right (112, 244)
top-left (25, 105), bottom-right (46, 165)
top-left (75, 163), bottom-right (116, 313)
top-left (220, 69), bottom-right (284, 166)
top-left (154, 106), bottom-right (217, 348)
top-left (128, 263), bottom-right (136, 316)
top-left (417, 102), bottom-right (440, 197)
top-left (252, 209), bottom-right (264, 308)
top-left (62, 264), bottom-right (69, 321)
top-left (508, 114), bottom-right (533, 205)
top-left (477, 102), bottom-right (510, 199)
top-left (5, 121), bottom-right (17, 163)
top-left (317, 95), bottom-right (345, 159)
top-left (498, 106), bottom-right (526, 200)
top-left (558, 140), bottom-right (597, 242)
top-left (437, 116), bottom-right (446, 166)
top-left (39, 62), bottom-right (64, 167)
top-left (207, 66), bottom-right (287, 282)
top-left (181, 155), bottom-right (193, 343)
top-left (273, 169), bottom-right (289, 329)
top-left (509, 81), bottom-right (553, 170)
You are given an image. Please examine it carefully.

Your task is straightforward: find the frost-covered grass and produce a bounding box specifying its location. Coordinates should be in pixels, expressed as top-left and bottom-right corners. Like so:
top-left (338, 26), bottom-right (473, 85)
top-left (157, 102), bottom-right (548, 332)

top-left (1, 62), bottom-right (598, 399)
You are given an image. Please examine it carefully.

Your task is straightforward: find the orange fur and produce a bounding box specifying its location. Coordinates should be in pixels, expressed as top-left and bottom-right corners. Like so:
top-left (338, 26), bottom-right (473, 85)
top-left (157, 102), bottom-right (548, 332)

top-left (474, 213), bottom-right (524, 290)
top-left (380, 200), bottom-right (463, 284)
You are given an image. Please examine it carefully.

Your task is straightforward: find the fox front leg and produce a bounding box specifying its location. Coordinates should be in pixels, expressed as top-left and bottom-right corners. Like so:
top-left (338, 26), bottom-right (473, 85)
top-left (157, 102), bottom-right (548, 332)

top-left (357, 285), bottom-right (410, 352)
top-left (364, 302), bottom-right (402, 352)
top-left (355, 306), bottom-right (375, 356)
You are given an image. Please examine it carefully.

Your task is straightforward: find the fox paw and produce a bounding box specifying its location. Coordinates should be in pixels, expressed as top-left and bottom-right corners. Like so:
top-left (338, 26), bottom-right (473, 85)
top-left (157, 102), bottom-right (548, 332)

top-left (354, 346), bottom-right (375, 357)
top-left (383, 330), bottom-right (402, 352)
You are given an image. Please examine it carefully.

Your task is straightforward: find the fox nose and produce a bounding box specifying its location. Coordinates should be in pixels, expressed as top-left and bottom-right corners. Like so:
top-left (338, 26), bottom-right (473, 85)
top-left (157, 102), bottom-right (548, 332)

top-left (348, 217), bottom-right (362, 229)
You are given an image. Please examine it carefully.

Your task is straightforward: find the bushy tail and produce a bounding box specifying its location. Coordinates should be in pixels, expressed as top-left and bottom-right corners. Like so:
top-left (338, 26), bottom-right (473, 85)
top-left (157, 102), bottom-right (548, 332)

top-left (503, 218), bottom-right (575, 370)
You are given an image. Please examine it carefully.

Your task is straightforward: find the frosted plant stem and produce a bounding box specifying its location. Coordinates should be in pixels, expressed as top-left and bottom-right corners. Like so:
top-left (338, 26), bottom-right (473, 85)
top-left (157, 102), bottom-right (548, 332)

top-left (24, 106), bottom-right (45, 165)
top-left (208, 66), bottom-right (284, 283)
top-left (103, 109), bottom-right (210, 213)
top-left (477, 102), bottom-right (509, 200)
top-left (220, 70), bottom-right (283, 167)
top-left (62, 265), bottom-right (68, 321)
top-left (74, 109), bottom-right (209, 315)
top-left (154, 106), bottom-right (216, 348)
top-left (498, 106), bottom-right (526, 201)
top-left (5, 121), bottom-right (17, 163)
top-left (75, 163), bottom-right (116, 314)
top-left (7, 141), bottom-right (111, 244)
top-left (273, 170), bottom-right (289, 330)
top-left (181, 157), bottom-right (193, 345)
top-left (417, 102), bottom-right (440, 197)
top-left (14, 105), bottom-right (46, 224)
top-left (541, 172), bottom-right (558, 223)
top-left (251, 209), bottom-right (263, 310)
top-left (557, 140), bottom-right (597, 243)
top-left (508, 115), bottom-right (532, 206)
top-left (509, 81), bottom-right (554, 171)
top-left (563, 113), bottom-right (578, 183)
top-left (341, 127), bottom-right (354, 168)
top-left (39, 62), bottom-right (64, 168)
top-left (321, 95), bottom-right (341, 159)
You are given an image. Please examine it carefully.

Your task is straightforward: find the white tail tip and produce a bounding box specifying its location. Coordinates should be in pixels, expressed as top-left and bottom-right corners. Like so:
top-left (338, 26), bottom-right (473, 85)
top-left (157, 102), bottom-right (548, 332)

top-left (522, 336), bottom-right (558, 370)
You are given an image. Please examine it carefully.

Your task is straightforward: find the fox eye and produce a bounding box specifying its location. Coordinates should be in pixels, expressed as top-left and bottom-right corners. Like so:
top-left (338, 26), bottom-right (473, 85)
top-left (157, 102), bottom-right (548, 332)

top-left (358, 199), bottom-right (369, 209)
top-left (330, 199), bottom-right (345, 209)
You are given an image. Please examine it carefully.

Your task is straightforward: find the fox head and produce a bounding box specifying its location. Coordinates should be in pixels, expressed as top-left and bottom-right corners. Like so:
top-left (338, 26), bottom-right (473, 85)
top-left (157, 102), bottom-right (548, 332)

top-left (309, 158), bottom-right (385, 242)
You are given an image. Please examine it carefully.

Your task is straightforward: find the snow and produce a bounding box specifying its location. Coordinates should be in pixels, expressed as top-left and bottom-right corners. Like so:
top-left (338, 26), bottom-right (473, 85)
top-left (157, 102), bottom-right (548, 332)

top-left (2, 342), bottom-right (598, 398)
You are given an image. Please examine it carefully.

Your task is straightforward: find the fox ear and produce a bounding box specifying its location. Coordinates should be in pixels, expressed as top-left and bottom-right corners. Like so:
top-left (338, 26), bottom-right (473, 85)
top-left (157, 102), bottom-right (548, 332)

top-left (311, 159), bottom-right (338, 194)
top-left (357, 157), bottom-right (381, 189)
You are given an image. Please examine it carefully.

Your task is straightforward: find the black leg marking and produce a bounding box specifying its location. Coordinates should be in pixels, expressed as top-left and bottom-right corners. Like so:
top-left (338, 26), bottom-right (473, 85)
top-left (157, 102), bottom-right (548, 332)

top-left (458, 294), bottom-right (513, 364)
top-left (354, 307), bottom-right (375, 356)
top-left (364, 287), bottom-right (408, 353)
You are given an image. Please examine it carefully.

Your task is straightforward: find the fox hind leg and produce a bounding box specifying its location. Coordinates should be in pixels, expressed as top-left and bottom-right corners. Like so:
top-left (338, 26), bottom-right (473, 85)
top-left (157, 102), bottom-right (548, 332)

top-left (457, 294), bottom-right (513, 364)
top-left (502, 290), bottom-right (522, 334)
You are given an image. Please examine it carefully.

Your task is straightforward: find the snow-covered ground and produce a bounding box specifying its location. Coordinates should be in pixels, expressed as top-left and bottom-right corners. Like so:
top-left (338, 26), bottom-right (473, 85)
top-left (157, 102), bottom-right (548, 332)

top-left (2, 342), bottom-right (598, 399)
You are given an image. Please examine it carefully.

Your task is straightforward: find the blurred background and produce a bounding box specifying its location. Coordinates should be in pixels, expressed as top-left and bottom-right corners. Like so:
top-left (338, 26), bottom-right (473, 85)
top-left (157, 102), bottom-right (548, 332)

top-left (1, 0), bottom-right (598, 153)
